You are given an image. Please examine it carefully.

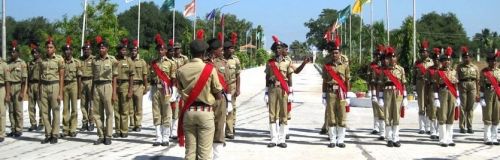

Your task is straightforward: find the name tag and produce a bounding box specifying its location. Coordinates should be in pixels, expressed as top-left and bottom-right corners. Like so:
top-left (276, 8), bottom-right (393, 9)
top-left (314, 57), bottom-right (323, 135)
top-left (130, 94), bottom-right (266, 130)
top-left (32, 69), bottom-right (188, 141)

top-left (122, 63), bottom-right (128, 66)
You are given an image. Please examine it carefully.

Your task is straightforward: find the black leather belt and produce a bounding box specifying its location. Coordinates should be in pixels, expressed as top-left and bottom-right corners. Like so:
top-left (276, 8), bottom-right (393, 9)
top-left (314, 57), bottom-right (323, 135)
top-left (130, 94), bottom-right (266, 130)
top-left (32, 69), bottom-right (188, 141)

top-left (42, 80), bottom-right (59, 85)
top-left (0, 83), bottom-right (5, 87)
top-left (64, 80), bottom-right (76, 83)
top-left (385, 82), bottom-right (395, 86)
top-left (117, 80), bottom-right (129, 84)
top-left (459, 78), bottom-right (476, 82)
top-left (81, 77), bottom-right (92, 81)
top-left (132, 80), bottom-right (144, 85)
top-left (94, 80), bottom-right (111, 85)
top-left (10, 81), bottom-right (21, 85)
top-left (29, 80), bottom-right (40, 83)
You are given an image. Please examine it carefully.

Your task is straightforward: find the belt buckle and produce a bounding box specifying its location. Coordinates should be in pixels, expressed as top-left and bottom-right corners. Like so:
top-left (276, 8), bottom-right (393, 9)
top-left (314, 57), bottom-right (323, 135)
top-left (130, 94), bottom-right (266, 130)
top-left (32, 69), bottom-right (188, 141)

top-left (332, 85), bottom-right (339, 90)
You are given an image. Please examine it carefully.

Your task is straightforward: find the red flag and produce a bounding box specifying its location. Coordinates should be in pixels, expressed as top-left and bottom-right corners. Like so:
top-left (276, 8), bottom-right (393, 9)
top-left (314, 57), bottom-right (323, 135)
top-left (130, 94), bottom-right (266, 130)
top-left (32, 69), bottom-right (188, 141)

top-left (183, 0), bottom-right (195, 17)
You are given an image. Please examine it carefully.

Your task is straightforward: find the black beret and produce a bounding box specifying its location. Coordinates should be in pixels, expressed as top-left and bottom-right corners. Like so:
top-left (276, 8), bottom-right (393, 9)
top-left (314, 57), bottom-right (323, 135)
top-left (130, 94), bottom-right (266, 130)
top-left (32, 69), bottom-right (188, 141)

top-left (190, 40), bottom-right (208, 55)
top-left (207, 38), bottom-right (221, 50)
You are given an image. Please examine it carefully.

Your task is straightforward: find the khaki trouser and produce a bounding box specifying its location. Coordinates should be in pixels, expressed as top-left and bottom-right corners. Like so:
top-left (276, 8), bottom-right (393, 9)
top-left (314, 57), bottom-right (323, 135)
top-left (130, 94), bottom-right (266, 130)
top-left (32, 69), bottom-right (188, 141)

top-left (459, 81), bottom-right (477, 130)
top-left (483, 89), bottom-right (500, 125)
top-left (416, 79), bottom-right (426, 115)
top-left (225, 84), bottom-right (237, 136)
top-left (115, 82), bottom-right (130, 134)
top-left (62, 81), bottom-right (78, 133)
top-left (426, 87), bottom-right (437, 121)
top-left (40, 83), bottom-right (61, 137)
top-left (268, 86), bottom-right (288, 125)
top-left (372, 101), bottom-right (385, 120)
top-left (438, 88), bottom-right (457, 125)
top-left (28, 82), bottom-right (42, 126)
top-left (384, 88), bottom-right (403, 126)
top-left (93, 83), bottom-right (113, 138)
top-left (130, 84), bottom-right (144, 128)
top-left (8, 83), bottom-right (23, 133)
top-left (0, 86), bottom-right (6, 138)
top-left (214, 97), bottom-right (227, 143)
top-left (80, 79), bottom-right (93, 124)
top-left (326, 91), bottom-right (347, 127)
top-left (184, 110), bottom-right (215, 160)
top-left (152, 87), bottom-right (171, 127)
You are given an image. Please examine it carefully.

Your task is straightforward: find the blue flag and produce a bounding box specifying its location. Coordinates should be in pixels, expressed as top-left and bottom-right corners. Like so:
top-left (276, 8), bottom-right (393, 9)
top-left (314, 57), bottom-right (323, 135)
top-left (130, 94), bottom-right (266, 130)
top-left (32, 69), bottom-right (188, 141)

top-left (206, 9), bottom-right (216, 20)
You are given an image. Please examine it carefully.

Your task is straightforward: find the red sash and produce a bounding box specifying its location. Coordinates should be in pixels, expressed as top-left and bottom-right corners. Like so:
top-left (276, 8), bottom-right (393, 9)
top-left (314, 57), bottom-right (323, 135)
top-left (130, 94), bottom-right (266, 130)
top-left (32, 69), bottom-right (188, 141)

top-left (324, 64), bottom-right (347, 93)
top-left (484, 70), bottom-right (500, 99)
top-left (437, 70), bottom-right (458, 98)
top-left (416, 62), bottom-right (426, 75)
top-left (152, 61), bottom-right (171, 86)
top-left (287, 102), bottom-right (292, 113)
top-left (370, 63), bottom-right (381, 75)
top-left (429, 68), bottom-right (437, 77)
top-left (382, 69), bottom-right (404, 95)
top-left (454, 106), bottom-right (460, 120)
top-left (177, 63), bottom-right (214, 147)
top-left (217, 71), bottom-right (229, 93)
top-left (268, 60), bottom-right (290, 94)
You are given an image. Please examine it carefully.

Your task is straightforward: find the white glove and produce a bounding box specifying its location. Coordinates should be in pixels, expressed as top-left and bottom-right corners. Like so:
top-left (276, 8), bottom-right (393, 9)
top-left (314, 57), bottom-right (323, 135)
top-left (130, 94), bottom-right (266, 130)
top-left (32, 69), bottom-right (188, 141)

top-left (402, 97), bottom-right (408, 107)
top-left (378, 92), bottom-right (384, 108)
top-left (371, 96), bottom-right (378, 103)
top-left (226, 94), bottom-right (232, 102)
top-left (264, 87), bottom-right (269, 104)
top-left (480, 99), bottom-right (486, 107)
top-left (288, 93), bottom-right (294, 103)
top-left (169, 87), bottom-right (178, 102)
top-left (345, 98), bottom-right (351, 106)
top-left (322, 92), bottom-right (326, 105)
top-left (433, 92), bottom-right (440, 108)
top-left (367, 92), bottom-right (372, 98)
top-left (455, 98), bottom-right (461, 107)
top-left (226, 104), bottom-right (233, 113)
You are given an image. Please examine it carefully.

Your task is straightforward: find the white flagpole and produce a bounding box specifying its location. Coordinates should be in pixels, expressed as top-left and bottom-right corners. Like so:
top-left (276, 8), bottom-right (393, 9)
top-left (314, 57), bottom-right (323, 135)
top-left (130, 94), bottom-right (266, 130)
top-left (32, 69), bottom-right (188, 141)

top-left (137, 0), bottom-right (141, 46)
top-left (193, 0), bottom-right (196, 40)
top-left (172, 1), bottom-right (176, 40)
top-left (359, 11), bottom-right (362, 64)
top-left (413, 0), bottom-right (416, 63)
top-left (2, 0), bottom-right (5, 60)
top-left (370, 1), bottom-right (373, 60)
top-left (212, 12), bottom-right (216, 38)
top-left (349, 14), bottom-right (352, 58)
top-left (80, 0), bottom-right (88, 56)
top-left (386, 0), bottom-right (390, 45)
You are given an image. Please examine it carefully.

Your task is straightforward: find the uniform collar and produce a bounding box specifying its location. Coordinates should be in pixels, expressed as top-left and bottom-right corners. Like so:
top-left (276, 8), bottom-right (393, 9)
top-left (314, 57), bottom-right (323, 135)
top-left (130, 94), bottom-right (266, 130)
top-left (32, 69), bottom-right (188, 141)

top-left (191, 58), bottom-right (204, 63)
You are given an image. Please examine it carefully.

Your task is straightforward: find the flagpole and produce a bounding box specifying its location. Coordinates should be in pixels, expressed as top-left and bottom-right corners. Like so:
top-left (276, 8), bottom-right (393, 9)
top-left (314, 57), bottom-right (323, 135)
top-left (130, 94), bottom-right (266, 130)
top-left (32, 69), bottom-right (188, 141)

top-left (412, 0), bottom-right (416, 63)
top-left (370, 0), bottom-right (373, 60)
top-left (81, 0), bottom-right (88, 56)
top-left (193, 0), bottom-right (196, 40)
top-left (137, 0), bottom-right (141, 46)
top-left (212, 13), bottom-right (216, 38)
top-left (349, 14), bottom-right (352, 58)
top-left (1, 0), bottom-right (5, 60)
top-left (172, 1), bottom-right (176, 41)
top-left (359, 11), bottom-right (362, 64)
top-left (386, 0), bottom-right (390, 45)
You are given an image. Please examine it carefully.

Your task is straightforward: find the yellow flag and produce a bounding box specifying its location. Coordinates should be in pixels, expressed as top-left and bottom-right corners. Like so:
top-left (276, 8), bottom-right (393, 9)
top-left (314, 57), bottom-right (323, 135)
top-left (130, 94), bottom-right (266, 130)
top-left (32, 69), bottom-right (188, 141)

top-left (352, 0), bottom-right (368, 14)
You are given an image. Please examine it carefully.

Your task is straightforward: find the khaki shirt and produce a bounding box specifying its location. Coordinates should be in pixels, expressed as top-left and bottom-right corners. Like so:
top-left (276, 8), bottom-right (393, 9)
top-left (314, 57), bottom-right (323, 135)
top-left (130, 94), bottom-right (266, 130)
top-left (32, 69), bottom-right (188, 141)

top-left (414, 57), bottom-right (434, 79)
top-left (116, 57), bottom-right (134, 80)
top-left (174, 55), bottom-right (189, 68)
top-left (150, 56), bottom-right (176, 88)
top-left (433, 67), bottom-right (458, 86)
top-left (64, 58), bottom-right (81, 81)
top-left (176, 58), bottom-right (223, 106)
top-left (214, 56), bottom-right (241, 85)
top-left (264, 57), bottom-right (293, 82)
top-left (131, 57), bottom-right (148, 81)
top-left (40, 55), bottom-right (65, 81)
top-left (377, 64), bottom-right (407, 85)
top-left (457, 63), bottom-right (479, 81)
top-left (79, 55), bottom-right (95, 78)
top-left (479, 67), bottom-right (500, 92)
top-left (28, 60), bottom-right (42, 81)
top-left (8, 58), bottom-right (27, 82)
top-left (322, 61), bottom-right (350, 85)
top-left (0, 60), bottom-right (11, 84)
top-left (92, 55), bottom-right (118, 81)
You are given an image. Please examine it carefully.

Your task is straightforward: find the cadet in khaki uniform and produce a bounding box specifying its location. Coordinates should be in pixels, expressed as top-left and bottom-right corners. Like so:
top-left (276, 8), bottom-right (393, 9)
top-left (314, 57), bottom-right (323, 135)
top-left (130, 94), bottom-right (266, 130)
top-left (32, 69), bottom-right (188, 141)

top-left (432, 47), bottom-right (460, 147)
top-left (150, 34), bottom-right (176, 146)
top-left (61, 37), bottom-right (81, 138)
top-left (424, 48), bottom-right (442, 140)
top-left (92, 36), bottom-right (118, 145)
top-left (0, 57), bottom-right (11, 142)
top-left (113, 39), bottom-right (134, 138)
top-left (129, 40), bottom-right (148, 134)
top-left (170, 42), bottom-right (189, 139)
top-left (7, 40), bottom-right (27, 138)
top-left (479, 52), bottom-right (500, 145)
top-left (320, 53), bottom-right (348, 135)
top-left (377, 47), bottom-right (407, 147)
top-left (28, 43), bottom-right (44, 132)
top-left (367, 45), bottom-right (386, 140)
top-left (413, 41), bottom-right (434, 134)
top-left (322, 39), bottom-right (350, 148)
top-left (457, 47), bottom-right (480, 134)
top-left (40, 38), bottom-right (65, 144)
top-left (176, 33), bottom-right (223, 160)
top-left (79, 41), bottom-right (95, 132)
top-left (222, 34), bottom-right (242, 140)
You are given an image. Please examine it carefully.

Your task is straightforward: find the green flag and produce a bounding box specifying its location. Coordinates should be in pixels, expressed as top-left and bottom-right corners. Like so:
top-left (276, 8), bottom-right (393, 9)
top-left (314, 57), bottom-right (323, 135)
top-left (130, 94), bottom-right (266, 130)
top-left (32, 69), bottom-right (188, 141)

top-left (338, 5), bottom-right (351, 24)
top-left (161, 0), bottom-right (175, 10)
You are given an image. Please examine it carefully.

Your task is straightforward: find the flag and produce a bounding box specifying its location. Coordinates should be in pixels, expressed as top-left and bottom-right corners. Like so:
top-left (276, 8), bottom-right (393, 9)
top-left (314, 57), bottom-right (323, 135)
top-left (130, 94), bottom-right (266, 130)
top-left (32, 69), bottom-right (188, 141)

top-left (206, 9), bottom-right (216, 20)
top-left (352, 0), bottom-right (369, 14)
top-left (338, 5), bottom-right (351, 24)
top-left (162, 0), bottom-right (175, 10)
top-left (125, 0), bottom-right (135, 3)
top-left (183, 0), bottom-right (195, 17)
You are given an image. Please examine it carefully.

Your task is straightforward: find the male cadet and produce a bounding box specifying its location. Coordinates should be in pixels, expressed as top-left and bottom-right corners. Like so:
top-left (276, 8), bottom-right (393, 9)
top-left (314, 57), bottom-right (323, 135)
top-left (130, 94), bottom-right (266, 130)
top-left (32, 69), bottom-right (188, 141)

top-left (479, 51), bottom-right (500, 145)
top-left (414, 40), bottom-right (434, 134)
top-left (367, 45), bottom-right (386, 139)
top-left (170, 42), bottom-right (189, 139)
top-left (40, 37), bottom-right (65, 144)
top-left (176, 29), bottom-right (222, 160)
top-left (207, 33), bottom-right (228, 159)
top-left (223, 33), bottom-right (242, 140)
top-left (79, 41), bottom-right (95, 132)
top-left (129, 39), bottom-right (148, 134)
top-left (113, 39), bottom-right (134, 138)
top-left (322, 36), bottom-right (350, 148)
top-left (61, 37), bottom-right (81, 138)
top-left (457, 46), bottom-right (480, 134)
top-left (0, 50), bottom-right (9, 142)
top-left (150, 34), bottom-right (176, 146)
top-left (28, 42), bottom-right (44, 131)
top-left (425, 48), bottom-right (442, 140)
top-left (6, 40), bottom-right (27, 138)
top-left (433, 47), bottom-right (460, 147)
top-left (377, 47), bottom-right (407, 147)
top-left (92, 36), bottom-right (118, 145)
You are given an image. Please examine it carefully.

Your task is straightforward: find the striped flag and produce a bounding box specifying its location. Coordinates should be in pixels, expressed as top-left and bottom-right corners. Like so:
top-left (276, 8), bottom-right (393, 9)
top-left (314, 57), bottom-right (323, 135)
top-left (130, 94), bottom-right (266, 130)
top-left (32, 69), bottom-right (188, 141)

top-left (206, 9), bottom-right (216, 20)
top-left (183, 0), bottom-right (195, 17)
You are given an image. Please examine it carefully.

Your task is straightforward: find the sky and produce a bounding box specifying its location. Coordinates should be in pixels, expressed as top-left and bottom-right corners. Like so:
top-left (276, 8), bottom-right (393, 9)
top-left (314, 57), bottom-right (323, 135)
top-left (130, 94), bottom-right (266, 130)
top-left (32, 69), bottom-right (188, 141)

top-left (5, 0), bottom-right (500, 49)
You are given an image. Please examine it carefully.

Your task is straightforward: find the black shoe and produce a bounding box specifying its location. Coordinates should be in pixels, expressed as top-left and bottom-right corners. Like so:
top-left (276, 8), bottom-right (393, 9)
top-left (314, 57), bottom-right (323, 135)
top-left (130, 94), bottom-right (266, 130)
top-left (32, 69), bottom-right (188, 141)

top-left (70, 132), bottom-right (77, 137)
top-left (277, 143), bottom-right (287, 148)
top-left (60, 133), bottom-right (67, 138)
top-left (112, 133), bottom-right (120, 138)
top-left (267, 143), bottom-right (276, 148)
top-left (371, 130), bottom-right (379, 135)
top-left (426, 131), bottom-right (431, 135)
top-left (337, 143), bottom-right (346, 148)
top-left (153, 142), bottom-right (161, 146)
top-left (387, 141), bottom-right (394, 147)
top-left (104, 138), bottom-right (112, 145)
top-left (227, 135), bottom-right (234, 140)
top-left (467, 129), bottom-right (474, 134)
top-left (430, 135), bottom-right (438, 140)
top-left (28, 125), bottom-right (37, 132)
top-left (0, 137), bottom-right (4, 142)
top-left (80, 123), bottom-right (88, 131)
top-left (135, 127), bottom-right (141, 132)
top-left (493, 142), bottom-right (500, 145)
top-left (319, 129), bottom-right (327, 135)
top-left (418, 130), bottom-right (425, 134)
top-left (440, 143), bottom-right (448, 147)
top-left (449, 143), bottom-right (456, 147)
top-left (328, 143), bottom-right (335, 148)
top-left (393, 141), bottom-right (401, 147)
top-left (94, 138), bottom-right (104, 145)
top-left (377, 136), bottom-right (385, 141)
top-left (89, 123), bottom-right (95, 131)
top-left (161, 142), bottom-right (169, 146)
top-left (41, 137), bottom-right (51, 144)
top-left (459, 129), bottom-right (466, 133)
top-left (286, 135), bottom-right (290, 140)
top-left (50, 137), bottom-right (58, 144)
top-left (13, 132), bottom-right (22, 137)
top-left (121, 133), bottom-right (128, 138)
top-left (37, 125), bottom-right (44, 131)
top-left (6, 132), bottom-right (15, 137)
top-left (486, 142), bottom-right (493, 145)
